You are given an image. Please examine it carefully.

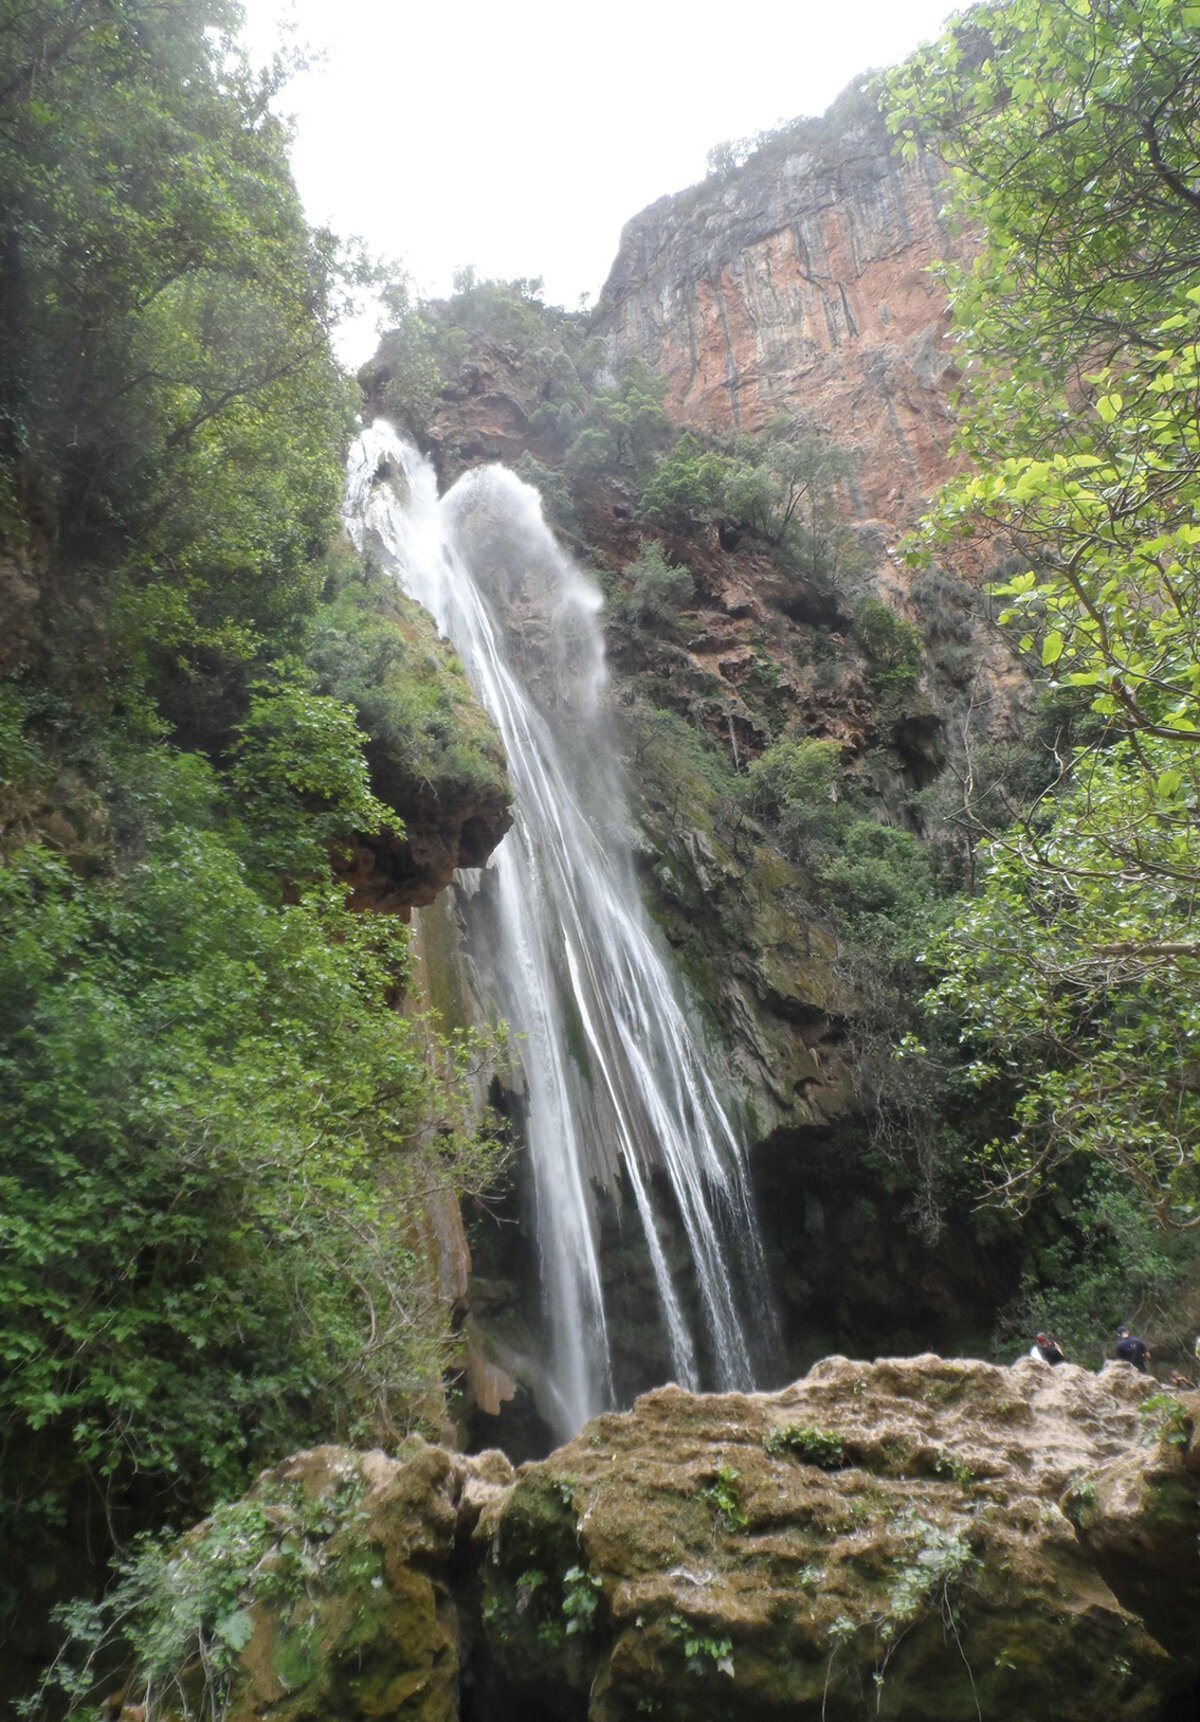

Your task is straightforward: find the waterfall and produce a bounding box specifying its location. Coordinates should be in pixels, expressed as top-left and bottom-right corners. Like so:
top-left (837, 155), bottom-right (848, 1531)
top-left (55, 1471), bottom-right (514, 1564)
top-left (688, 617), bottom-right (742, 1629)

top-left (345, 421), bottom-right (777, 1438)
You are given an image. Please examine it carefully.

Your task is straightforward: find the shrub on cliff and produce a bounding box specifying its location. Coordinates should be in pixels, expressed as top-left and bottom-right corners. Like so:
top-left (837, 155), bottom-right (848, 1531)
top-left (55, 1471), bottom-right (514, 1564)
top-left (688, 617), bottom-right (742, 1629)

top-left (854, 598), bottom-right (924, 692)
top-left (564, 360), bottom-right (674, 483)
top-left (616, 542), bottom-right (695, 630)
top-left (641, 422), bottom-right (851, 573)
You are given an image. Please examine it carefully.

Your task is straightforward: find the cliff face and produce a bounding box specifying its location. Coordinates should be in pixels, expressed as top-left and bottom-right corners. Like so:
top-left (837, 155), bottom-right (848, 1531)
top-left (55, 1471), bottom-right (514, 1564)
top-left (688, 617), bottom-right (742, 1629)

top-left (128, 1362), bottom-right (1200, 1722)
top-left (594, 87), bottom-right (968, 530)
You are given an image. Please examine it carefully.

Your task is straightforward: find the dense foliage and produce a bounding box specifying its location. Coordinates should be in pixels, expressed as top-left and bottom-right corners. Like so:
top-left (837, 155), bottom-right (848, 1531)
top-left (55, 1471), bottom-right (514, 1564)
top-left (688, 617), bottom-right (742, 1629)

top-left (0, 0), bottom-right (505, 1668)
top-left (885, 0), bottom-right (1200, 1235)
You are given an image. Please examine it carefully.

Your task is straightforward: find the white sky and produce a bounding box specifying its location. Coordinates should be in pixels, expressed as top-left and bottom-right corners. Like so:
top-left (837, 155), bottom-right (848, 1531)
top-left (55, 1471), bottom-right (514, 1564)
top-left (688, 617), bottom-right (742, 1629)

top-left (239, 0), bottom-right (958, 364)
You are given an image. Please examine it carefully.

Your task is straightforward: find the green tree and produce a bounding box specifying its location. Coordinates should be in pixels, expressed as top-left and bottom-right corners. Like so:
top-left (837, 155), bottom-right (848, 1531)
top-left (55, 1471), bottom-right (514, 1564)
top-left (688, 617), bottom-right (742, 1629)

top-left (367, 277), bottom-right (443, 435)
top-left (884, 0), bottom-right (1200, 456)
top-left (617, 541), bottom-right (695, 629)
top-left (565, 360), bottom-right (674, 482)
top-left (921, 740), bottom-right (1200, 1229)
top-left (0, 0), bottom-right (354, 695)
top-left (642, 422), bottom-right (849, 568)
top-left (854, 598), bottom-right (923, 692)
top-left (885, 0), bottom-right (1200, 1226)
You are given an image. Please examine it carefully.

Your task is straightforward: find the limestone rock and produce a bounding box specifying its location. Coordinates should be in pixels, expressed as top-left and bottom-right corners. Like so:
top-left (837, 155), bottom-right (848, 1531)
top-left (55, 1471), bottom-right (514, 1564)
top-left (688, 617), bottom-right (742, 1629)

top-left (227, 1444), bottom-right (465, 1722)
top-left (126, 1365), bottom-right (1199, 1722)
top-left (478, 1358), bottom-right (1200, 1720)
top-left (214, 1442), bottom-right (515, 1722)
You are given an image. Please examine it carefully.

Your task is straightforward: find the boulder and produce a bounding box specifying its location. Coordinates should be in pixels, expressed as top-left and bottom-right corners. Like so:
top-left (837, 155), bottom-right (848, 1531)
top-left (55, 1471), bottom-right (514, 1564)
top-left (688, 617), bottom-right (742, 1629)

top-left (477, 1357), bottom-right (1200, 1721)
top-left (119, 1361), bottom-right (1200, 1722)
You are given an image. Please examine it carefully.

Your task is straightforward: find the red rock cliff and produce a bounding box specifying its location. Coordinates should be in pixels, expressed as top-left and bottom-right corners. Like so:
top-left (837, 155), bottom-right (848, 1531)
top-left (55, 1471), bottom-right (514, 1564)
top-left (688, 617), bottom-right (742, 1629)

top-left (593, 83), bottom-right (970, 529)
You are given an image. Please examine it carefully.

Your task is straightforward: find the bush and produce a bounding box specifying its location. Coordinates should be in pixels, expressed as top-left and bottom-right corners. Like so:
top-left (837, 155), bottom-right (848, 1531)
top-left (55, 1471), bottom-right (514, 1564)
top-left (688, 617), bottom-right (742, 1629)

top-left (641, 422), bottom-right (851, 572)
top-left (565, 361), bottom-right (674, 483)
top-left (740, 737), bottom-right (842, 860)
top-left (513, 452), bottom-right (577, 535)
top-left (618, 543), bottom-right (695, 628)
top-left (854, 598), bottom-right (923, 689)
top-left (0, 740), bottom-right (504, 1613)
top-left (816, 819), bottom-right (938, 944)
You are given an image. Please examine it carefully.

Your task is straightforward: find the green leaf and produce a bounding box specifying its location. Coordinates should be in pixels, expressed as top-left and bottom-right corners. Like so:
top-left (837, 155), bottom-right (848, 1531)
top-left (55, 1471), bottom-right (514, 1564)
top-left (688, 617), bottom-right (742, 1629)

top-left (215, 1609), bottom-right (255, 1652)
top-left (1041, 631), bottom-right (1065, 666)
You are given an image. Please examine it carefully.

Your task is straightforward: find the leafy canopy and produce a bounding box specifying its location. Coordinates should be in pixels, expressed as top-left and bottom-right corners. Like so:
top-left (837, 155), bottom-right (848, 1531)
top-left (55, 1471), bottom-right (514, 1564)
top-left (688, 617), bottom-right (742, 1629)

top-left (641, 423), bottom-right (849, 569)
top-left (884, 0), bottom-right (1200, 1225)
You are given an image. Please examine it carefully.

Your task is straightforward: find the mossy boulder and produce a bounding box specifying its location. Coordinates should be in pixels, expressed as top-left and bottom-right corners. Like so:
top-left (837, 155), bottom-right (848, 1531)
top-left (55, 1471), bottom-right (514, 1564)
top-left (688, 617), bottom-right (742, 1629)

top-left (194, 1443), bottom-right (514, 1722)
top-left (478, 1357), bottom-right (1200, 1722)
top-left (310, 566), bottom-right (512, 912)
top-left (110, 1363), bottom-right (1199, 1722)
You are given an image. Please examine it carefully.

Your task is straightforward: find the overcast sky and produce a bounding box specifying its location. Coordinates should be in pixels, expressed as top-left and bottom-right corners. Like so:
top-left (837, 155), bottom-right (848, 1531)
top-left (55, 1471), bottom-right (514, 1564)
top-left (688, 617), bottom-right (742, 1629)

top-left (240, 0), bottom-right (958, 362)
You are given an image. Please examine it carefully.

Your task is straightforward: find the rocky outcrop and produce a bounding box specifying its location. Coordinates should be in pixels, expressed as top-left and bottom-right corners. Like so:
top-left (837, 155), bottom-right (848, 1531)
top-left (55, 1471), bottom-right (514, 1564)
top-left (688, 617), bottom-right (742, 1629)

top-left (334, 786), bottom-right (510, 916)
top-left (312, 580), bottom-right (512, 915)
top-left (593, 83), bottom-right (970, 532)
top-left (183, 1443), bottom-right (513, 1722)
top-left (478, 1358), bottom-right (1200, 1721)
top-left (360, 340), bottom-right (539, 489)
top-left (139, 1360), bottom-right (1199, 1722)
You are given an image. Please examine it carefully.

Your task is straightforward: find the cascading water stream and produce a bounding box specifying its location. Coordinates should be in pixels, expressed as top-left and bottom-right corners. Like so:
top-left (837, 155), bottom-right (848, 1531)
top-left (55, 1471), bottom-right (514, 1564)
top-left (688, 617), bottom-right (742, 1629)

top-left (346, 421), bottom-right (777, 1438)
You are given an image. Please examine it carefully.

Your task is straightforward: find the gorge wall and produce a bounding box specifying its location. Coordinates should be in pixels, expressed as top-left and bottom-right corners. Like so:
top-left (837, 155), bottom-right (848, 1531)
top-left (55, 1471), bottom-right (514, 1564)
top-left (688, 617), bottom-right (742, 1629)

top-left (593, 82), bottom-right (971, 532)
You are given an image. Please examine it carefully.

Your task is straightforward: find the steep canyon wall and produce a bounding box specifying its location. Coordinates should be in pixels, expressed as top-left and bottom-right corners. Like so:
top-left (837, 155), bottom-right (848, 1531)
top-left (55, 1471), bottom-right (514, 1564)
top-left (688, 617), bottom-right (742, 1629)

top-left (594, 85), bottom-right (970, 532)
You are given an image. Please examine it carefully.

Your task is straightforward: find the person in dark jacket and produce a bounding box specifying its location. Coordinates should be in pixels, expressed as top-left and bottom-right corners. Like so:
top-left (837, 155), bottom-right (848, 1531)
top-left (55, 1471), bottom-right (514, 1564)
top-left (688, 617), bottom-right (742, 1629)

top-left (1030, 1332), bottom-right (1066, 1365)
top-left (1114, 1324), bottom-right (1151, 1372)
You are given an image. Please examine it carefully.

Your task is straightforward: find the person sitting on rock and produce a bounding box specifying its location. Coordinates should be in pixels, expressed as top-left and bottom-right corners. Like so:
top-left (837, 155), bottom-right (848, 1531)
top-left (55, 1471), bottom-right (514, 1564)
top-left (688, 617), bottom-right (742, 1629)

top-left (1114, 1325), bottom-right (1151, 1371)
top-left (1030, 1332), bottom-right (1066, 1365)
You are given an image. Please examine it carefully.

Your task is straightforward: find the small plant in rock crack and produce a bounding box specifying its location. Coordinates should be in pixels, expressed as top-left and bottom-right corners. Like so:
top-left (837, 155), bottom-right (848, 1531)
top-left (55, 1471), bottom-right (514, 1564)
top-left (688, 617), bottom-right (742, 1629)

top-left (562, 1565), bottom-right (602, 1636)
top-left (884, 1517), bottom-right (974, 1631)
top-left (878, 1514), bottom-right (980, 1718)
top-left (1140, 1392), bottom-right (1193, 1451)
top-left (697, 1464), bottom-right (748, 1530)
top-left (932, 1450), bottom-right (976, 1489)
top-left (666, 1613), bottom-right (735, 1678)
top-left (821, 1514), bottom-right (980, 1720)
top-left (1062, 1473), bottom-right (1097, 1514)
top-left (763, 1425), bottom-right (847, 1469)
top-left (513, 1569), bottom-right (549, 1614)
